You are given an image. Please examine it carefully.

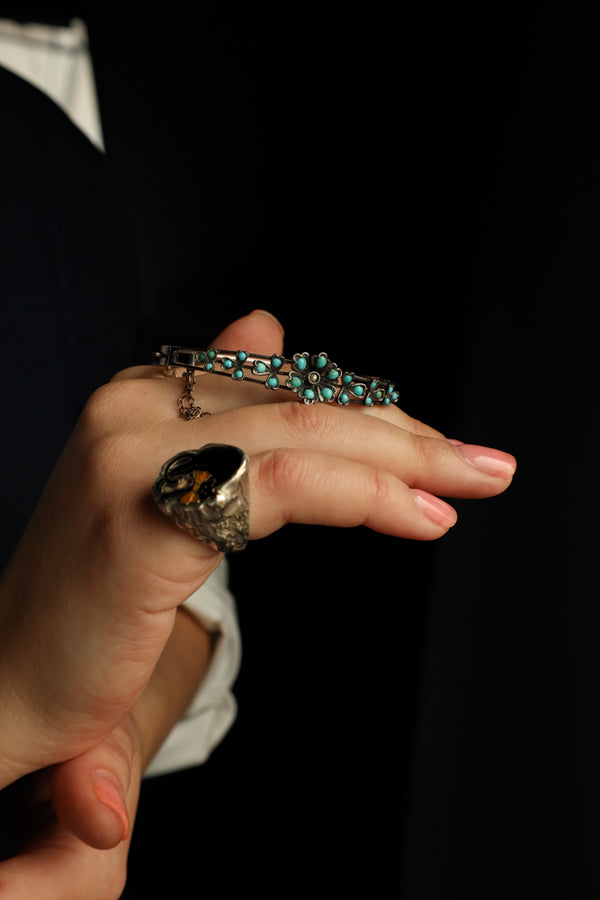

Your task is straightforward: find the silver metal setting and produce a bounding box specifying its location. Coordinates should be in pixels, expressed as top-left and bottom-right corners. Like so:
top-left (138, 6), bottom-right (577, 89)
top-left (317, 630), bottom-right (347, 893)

top-left (153, 345), bottom-right (399, 409)
top-left (152, 444), bottom-right (249, 553)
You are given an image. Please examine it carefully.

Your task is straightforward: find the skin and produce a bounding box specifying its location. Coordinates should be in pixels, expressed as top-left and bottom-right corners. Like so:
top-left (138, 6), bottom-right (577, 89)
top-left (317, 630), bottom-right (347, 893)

top-left (0, 310), bottom-right (516, 897)
top-left (0, 605), bottom-right (209, 898)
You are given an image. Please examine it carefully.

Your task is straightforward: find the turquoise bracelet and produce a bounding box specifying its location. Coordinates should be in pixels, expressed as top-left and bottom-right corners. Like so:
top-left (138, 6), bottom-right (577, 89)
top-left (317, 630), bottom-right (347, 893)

top-left (154, 345), bottom-right (399, 408)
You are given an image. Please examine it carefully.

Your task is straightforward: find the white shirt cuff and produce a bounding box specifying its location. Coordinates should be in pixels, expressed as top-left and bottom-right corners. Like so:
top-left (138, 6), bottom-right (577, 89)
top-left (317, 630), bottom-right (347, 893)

top-left (144, 559), bottom-right (241, 777)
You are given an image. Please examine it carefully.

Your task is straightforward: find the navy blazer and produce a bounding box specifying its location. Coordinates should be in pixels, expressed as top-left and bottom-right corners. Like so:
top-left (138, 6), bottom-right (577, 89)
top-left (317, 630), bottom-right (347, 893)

top-left (0, 66), bottom-right (142, 570)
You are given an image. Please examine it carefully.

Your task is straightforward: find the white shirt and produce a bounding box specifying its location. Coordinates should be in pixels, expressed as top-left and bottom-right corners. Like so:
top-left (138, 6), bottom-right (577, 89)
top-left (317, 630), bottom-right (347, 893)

top-left (144, 560), bottom-right (242, 777)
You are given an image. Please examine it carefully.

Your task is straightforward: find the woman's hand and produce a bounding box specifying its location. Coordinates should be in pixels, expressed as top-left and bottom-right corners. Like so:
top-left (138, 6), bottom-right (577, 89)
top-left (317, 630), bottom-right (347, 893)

top-left (0, 605), bottom-right (211, 898)
top-left (0, 309), bottom-right (516, 789)
top-left (0, 724), bottom-right (137, 900)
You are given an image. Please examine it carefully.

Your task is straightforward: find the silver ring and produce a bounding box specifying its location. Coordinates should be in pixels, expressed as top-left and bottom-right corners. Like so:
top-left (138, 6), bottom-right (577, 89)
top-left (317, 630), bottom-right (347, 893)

top-left (152, 444), bottom-right (249, 553)
top-left (153, 345), bottom-right (399, 408)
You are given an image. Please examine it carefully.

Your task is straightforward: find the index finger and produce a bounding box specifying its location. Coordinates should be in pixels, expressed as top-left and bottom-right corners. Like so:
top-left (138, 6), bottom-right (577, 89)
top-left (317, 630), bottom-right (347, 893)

top-left (112, 360), bottom-right (447, 441)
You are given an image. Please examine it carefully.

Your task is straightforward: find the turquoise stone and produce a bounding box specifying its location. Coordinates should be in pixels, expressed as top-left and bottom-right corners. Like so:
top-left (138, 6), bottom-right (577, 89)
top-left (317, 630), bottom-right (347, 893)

top-left (196, 352), bottom-right (207, 364)
top-left (321, 387), bottom-right (334, 400)
top-left (327, 369), bottom-right (339, 380)
top-left (255, 361), bottom-right (267, 374)
top-left (272, 356), bottom-right (283, 369)
top-left (207, 349), bottom-right (217, 359)
top-left (237, 351), bottom-right (248, 362)
top-left (353, 384), bottom-right (364, 396)
top-left (370, 380), bottom-right (378, 390)
top-left (339, 392), bottom-right (349, 404)
top-left (303, 388), bottom-right (315, 400)
top-left (365, 396), bottom-right (373, 406)
top-left (315, 355), bottom-right (327, 368)
top-left (342, 373), bottom-right (352, 385)
top-left (267, 375), bottom-right (279, 387)
top-left (384, 397), bottom-right (391, 405)
top-left (223, 358), bottom-right (233, 369)
top-left (234, 369), bottom-right (244, 379)
top-left (291, 375), bottom-right (302, 388)
top-left (206, 362), bottom-right (214, 371)
top-left (296, 356), bottom-right (307, 370)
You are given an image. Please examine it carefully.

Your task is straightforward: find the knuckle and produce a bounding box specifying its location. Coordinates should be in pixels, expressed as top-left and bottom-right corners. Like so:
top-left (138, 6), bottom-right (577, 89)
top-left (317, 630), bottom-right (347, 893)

top-left (96, 716), bottom-right (140, 783)
top-left (367, 466), bottom-right (393, 508)
top-left (78, 381), bottom-right (135, 440)
top-left (81, 427), bottom-right (127, 492)
top-left (408, 430), bottom-right (437, 473)
top-left (102, 728), bottom-right (137, 775)
top-left (277, 398), bottom-right (339, 443)
top-left (257, 448), bottom-right (311, 499)
top-left (77, 381), bottom-right (155, 483)
top-left (79, 379), bottom-right (160, 441)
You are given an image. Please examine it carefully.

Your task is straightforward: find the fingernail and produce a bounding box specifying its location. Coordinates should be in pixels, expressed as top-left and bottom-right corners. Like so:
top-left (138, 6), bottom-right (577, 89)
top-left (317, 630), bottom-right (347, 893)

top-left (252, 309), bottom-right (285, 334)
top-left (412, 489), bottom-right (458, 527)
top-left (451, 441), bottom-right (516, 478)
top-left (92, 770), bottom-right (130, 842)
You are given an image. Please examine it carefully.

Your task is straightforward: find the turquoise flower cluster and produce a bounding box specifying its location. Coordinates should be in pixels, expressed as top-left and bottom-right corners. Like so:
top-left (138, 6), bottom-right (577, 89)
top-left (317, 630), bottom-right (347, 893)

top-left (285, 352), bottom-right (342, 404)
top-left (196, 349), bottom-right (248, 381)
top-left (251, 353), bottom-right (285, 390)
top-left (193, 348), bottom-right (399, 407)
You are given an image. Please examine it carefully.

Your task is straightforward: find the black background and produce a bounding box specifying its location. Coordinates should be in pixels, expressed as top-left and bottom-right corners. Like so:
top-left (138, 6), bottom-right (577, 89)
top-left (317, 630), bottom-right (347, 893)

top-left (1, 5), bottom-right (593, 898)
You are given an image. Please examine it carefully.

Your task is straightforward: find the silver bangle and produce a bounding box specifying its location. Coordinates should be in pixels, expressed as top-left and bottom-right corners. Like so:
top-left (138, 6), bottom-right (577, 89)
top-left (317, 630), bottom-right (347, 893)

top-left (153, 345), bottom-right (399, 409)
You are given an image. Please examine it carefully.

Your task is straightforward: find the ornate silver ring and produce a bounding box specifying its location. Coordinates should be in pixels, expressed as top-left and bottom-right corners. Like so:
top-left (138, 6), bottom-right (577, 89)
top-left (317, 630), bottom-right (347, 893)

top-left (152, 444), bottom-right (249, 553)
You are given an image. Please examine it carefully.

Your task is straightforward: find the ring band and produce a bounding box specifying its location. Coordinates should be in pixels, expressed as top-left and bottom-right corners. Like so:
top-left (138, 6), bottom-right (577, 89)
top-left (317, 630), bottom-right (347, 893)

top-left (152, 444), bottom-right (249, 553)
top-left (153, 345), bottom-right (399, 408)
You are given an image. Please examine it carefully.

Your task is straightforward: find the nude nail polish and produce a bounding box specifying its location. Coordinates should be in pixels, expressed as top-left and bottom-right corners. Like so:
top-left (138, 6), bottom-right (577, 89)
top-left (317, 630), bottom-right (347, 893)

top-left (412, 489), bottom-right (458, 527)
top-left (451, 441), bottom-right (517, 478)
top-left (92, 770), bottom-right (130, 842)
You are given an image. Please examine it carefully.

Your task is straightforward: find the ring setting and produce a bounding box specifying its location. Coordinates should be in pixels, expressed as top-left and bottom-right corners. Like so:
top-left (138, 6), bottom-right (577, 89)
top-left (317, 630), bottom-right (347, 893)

top-left (152, 444), bottom-right (250, 553)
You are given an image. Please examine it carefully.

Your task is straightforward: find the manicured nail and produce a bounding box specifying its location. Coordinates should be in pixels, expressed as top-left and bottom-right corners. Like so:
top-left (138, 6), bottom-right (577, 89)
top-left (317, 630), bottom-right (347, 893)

top-left (451, 441), bottom-right (516, 478)
top-left (412, 489), bottom-right (458, 527)
top-left (92, 770), bottom-right (130, 842)
top-left (252, 309), bottom-right (285, 334)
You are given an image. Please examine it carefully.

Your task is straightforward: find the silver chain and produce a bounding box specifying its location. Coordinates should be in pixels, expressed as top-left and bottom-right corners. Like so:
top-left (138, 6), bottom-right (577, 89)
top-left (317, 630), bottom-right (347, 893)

top-left (175, 368), bottom-right (211, 419)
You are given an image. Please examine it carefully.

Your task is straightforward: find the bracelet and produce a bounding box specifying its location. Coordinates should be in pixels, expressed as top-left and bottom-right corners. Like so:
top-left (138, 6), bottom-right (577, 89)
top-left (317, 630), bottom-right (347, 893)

top-left (153, 345), bottom-right (400, 408)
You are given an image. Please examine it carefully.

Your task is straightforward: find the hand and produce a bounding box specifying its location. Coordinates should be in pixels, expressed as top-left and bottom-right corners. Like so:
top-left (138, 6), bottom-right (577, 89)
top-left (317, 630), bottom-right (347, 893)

top-left (0, 309), bottom-right (516, 788)
top-left (0, 719), bottom-right (138, 900)
top-left (0, 605), bottom-right (210, 898)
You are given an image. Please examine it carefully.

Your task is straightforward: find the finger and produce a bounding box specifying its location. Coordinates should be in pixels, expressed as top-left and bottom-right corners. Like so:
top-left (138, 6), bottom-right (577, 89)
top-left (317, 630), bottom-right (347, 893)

top-left (111, 359), bottom-right (448, 436)
top-left (0, 833), bottom-right (128, 900)
top-left (203, 317), bottom-right (447, 437)
top-left (50, 719), bottom-right (139, 851)
top-left (210, 307), bottom-right (285, 354)
top-left (249, 448), bottom-right (458, 540)
top-left (112, 308), bottom-right (285, 384)
top-left (362, 402), bottom-right (448, 439)
top-left (110, 309), bottom-right (289, 414)
top-left (192, 401), bottom-right (516, 500)
top-left (110, 309), bottom-right (449, 438)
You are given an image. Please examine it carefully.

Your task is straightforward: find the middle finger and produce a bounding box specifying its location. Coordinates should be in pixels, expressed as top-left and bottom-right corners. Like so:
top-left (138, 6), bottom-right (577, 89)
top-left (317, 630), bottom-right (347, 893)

top-left (161, 398), bottom-right (515, 501)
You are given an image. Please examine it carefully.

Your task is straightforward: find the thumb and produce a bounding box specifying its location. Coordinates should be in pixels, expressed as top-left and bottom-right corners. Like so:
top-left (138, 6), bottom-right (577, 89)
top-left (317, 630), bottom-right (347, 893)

top-left (50, 720), bottom-right (141, 850)
top-left (211, 308), bottom-right (285, 355)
